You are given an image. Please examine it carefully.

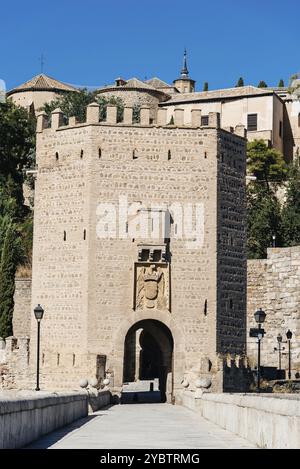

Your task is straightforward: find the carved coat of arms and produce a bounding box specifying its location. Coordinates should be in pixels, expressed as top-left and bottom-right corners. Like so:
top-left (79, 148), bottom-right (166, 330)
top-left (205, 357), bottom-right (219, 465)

top-left (136, 264), bottom-right (166, 309)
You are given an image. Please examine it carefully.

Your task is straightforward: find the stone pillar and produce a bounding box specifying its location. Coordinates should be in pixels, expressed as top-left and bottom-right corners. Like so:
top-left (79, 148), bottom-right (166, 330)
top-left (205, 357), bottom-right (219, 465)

top-left (36, 111), bottom-right (48, 133)
top-left (208, 112), bottom-right (220, 128)
top-left (235, 124), bottom-right (247, 138)
top-left (157, 108), bottom-right (167, 126)
top-left (68, 116), bottom-right (77, 126)
top-left (191, 109), bottom-right (201, 127)
top-left (135, 329), bottom-right (143, 381)
top-left (140, 107), bottom-right (150, 125)
top-left (51, 108), bottom-right (64, 130)
top-left (106, 105), bottom-right (117, 124)
top-left (124, 107), bottom-right (133, 124)
top-left (174, 108), bottom-right (184, 126)
top-left (86, 102), bottom-right (100, 124)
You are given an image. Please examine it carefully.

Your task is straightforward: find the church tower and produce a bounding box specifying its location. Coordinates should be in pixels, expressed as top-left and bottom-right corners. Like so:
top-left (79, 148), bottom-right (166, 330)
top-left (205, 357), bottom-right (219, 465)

top-left (173, 49), bottom-right (196, 93)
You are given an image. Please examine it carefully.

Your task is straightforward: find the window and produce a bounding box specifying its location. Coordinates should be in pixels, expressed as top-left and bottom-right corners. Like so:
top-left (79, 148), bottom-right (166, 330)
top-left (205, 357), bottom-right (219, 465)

top-left (279, 121), bottom-right (282, 138)
top-left (247, 114), bottom-right (257, 131)
top-left (80, 149), bottom-right (84, 158)
top-left (201, 115), bottom-right (209, 126)
top-left (55, 151), bottom-right (59, 161)
top-left (168, 150), bottom-right (171, 160)
top-left (98, 148), bottom-right (102, 158)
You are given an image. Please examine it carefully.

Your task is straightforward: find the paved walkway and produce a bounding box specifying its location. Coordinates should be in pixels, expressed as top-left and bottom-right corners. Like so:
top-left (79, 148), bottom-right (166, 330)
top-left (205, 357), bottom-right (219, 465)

top-left (27, 404), bottom-right (255, 449)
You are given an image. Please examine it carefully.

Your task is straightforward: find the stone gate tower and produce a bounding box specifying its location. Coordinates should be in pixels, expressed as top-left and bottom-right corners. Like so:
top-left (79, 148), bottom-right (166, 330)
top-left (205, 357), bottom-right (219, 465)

top-left (27, 101), bottom-right (247, 402)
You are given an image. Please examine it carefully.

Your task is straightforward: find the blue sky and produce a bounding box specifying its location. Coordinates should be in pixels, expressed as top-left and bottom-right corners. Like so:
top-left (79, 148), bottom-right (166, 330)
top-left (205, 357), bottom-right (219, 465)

top-left (1, 0), bottom-right (300, 91)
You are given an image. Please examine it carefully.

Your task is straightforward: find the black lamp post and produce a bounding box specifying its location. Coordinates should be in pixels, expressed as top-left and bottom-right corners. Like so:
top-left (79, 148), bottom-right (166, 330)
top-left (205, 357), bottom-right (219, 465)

top-left (286, 329), bottom-right (293, 380)
top-left (34, 304), bottom-right (44, 391)
top-left (254, 308), bottom-right (266, 392)
top-left (274, 333), bottom-right (285, 370)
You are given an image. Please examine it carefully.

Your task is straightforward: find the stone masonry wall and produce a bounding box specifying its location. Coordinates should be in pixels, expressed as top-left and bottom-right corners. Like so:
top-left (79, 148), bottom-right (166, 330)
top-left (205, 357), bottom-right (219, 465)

top-left (247, 247), bottom-right (300, 377)
top-left (13, 105), bottom-right (247, 395)
top-left (12, 278), bottom-right (32, 338)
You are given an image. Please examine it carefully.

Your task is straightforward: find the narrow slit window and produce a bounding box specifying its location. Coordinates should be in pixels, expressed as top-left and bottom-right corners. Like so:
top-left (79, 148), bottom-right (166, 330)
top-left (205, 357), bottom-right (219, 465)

top-left (63, 231), bottom-right (66, 241)
top-left (98, 148), bottom-right (102, 158)
top-left (80, 149), bottom-right (84, 158)
top-left (57, 354), bottom-right (60, 366)
top-left (204, 299), bottom-right (208, 316)
top-left (83, 229), bottom-right (86, 240)
top-left (55, 152), bottom-right (59, 161)
top-left (168, 150), bottom-right (171, 160)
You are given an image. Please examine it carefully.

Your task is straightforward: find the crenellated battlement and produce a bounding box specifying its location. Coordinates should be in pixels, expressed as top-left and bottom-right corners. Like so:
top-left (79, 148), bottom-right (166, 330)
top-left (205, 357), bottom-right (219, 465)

top-left (36, 104), bottom-right (246, 139)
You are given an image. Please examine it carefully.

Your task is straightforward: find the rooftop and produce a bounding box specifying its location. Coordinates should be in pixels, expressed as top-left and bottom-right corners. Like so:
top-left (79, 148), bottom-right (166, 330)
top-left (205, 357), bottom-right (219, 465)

top-left (161, 85), bottom-right (277, 105)
top-left (7, 74), bottom-right (78, 95)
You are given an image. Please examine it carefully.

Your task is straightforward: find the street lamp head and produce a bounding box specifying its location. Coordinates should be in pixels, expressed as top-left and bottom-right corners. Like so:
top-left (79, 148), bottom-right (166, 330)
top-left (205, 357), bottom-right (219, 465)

top-left (277, 333), bottom-right (282, 343)
top-left (254, 308), bottom-right (266, 324)
top-left (286, 329), bottom-right (293, 340)
top-left (34, 304), bottom-right (44, 322)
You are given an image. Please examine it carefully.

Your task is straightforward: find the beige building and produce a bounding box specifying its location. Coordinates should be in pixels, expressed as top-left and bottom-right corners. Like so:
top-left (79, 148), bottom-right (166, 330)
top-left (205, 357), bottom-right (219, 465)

top-left (162, 86), bottom-right (285, 156)
top-left (7, 73), bottom-right (78, 113)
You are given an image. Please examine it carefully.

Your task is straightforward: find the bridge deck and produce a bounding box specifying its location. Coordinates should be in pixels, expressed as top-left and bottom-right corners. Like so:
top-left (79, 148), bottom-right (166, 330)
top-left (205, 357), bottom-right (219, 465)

top-left (27, 403), bottom-right (255, 449)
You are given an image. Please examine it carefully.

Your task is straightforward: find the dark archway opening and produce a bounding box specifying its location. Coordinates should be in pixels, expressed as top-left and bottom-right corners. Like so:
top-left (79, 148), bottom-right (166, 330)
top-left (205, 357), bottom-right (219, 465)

top-left (122, 319), bottom-right (173, 403)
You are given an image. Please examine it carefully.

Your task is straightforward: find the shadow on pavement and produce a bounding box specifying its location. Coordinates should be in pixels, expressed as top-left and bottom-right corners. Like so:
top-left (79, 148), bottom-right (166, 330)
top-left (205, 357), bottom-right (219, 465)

top-left (24, 404), bottom-right (115, 449)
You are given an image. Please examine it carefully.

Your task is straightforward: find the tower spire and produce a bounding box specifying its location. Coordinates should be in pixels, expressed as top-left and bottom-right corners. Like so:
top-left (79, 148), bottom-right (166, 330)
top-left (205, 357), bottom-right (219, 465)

top-left (181, 48), bottom-right (189, 78)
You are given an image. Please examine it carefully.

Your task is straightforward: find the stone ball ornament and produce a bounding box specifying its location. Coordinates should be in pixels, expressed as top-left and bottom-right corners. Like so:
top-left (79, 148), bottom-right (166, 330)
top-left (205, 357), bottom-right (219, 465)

top-left (195, 377), bottom-right (212, 389)
top-left (79, 378), bottom-right (88, 388)
top-left (89, 378), bottom-right (98, 388)
top-left (103, 378), bottom-right (110, 386)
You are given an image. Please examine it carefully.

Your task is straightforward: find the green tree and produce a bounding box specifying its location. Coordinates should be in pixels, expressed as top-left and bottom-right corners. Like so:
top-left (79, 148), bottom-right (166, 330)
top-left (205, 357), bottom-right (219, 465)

top-left (0, 101), bottom-right (35, 179)
top-left (281, 164), bottom-right (300, 246)
top-left (278, 79), bottom-right (285, 87)
top-left (43, 89), bottom-right (95, 123)
top-left (236, 77), bottom-right (244, 87)
top-left (43, 89), bottom-right (125, 123)
top-left (247, 140), bottom-right (287, 189)
top-left (247, 182), bottom-right (283, 259)
top-left (0, 223), bottom-right (24, 337)
top-left (203, 82), bottom-right (209, 91)
top-left (258, 80), bottom-right (268, 88)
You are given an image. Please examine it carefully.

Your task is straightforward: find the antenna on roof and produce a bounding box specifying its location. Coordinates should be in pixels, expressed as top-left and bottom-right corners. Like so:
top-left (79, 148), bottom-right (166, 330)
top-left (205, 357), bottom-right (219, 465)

top-left (39, 53), bottom-right (45, 74)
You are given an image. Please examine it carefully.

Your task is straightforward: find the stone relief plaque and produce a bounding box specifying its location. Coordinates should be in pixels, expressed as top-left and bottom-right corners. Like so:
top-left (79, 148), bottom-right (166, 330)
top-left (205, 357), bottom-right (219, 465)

top-left (134, 262), bottom-right (170, 312)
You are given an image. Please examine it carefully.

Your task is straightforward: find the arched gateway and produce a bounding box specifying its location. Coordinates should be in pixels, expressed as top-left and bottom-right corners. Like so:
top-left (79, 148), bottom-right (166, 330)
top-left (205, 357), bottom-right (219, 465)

top-left (123, 320), bottom-right (174, 403)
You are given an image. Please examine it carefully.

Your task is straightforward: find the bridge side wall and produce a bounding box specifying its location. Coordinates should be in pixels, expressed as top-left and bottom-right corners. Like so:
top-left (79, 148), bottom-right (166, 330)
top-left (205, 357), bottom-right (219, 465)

top-left (182, 391), bottom-right (300, 449)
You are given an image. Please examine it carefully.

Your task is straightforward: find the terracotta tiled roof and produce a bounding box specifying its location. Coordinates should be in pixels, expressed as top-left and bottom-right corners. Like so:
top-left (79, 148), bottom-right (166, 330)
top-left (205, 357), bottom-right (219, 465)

top-left (146, 77), bottom-right (172, 89)
top-left (163, 85), bottom-right (276, 104)
top-left (7, 74), bottom-right (78, 95)
top-left (123, 77), bottom-right (156, 90)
